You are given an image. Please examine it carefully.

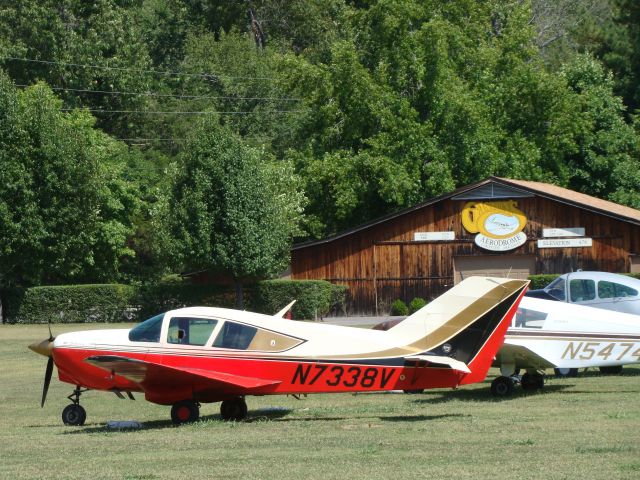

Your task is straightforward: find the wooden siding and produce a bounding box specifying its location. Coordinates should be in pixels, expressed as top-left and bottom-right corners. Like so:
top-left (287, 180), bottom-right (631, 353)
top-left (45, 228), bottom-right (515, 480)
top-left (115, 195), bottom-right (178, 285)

top-left (292, 196), bottom-right (640, 315)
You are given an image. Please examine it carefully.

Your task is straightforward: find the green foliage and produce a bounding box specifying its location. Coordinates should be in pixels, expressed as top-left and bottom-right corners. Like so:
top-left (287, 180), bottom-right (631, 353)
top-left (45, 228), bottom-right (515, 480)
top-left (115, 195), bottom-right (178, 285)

top-left (0, 1), bottom-right (640, 285)
top-left (5, 284), bottom-right (136, 324)
top-left (159, 118), bottom-right (305, 306)
top-left (409, 297), bottom-right (427, 314)
top-left (253, 280), bottom-right (347, 320)
top-left (134, 283), bottom-right (240, 319)
top-left (0, 76), bottom-right (140, 289)
top-left (390, 299), bottom-right (409, 316)
top-left (527, 274), bottom-right (561, 290)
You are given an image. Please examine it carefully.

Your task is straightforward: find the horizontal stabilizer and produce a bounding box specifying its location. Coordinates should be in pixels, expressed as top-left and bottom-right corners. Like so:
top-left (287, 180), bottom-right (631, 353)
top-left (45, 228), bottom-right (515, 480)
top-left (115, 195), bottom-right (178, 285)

top-left (404, 354), bottom-right (471, 374)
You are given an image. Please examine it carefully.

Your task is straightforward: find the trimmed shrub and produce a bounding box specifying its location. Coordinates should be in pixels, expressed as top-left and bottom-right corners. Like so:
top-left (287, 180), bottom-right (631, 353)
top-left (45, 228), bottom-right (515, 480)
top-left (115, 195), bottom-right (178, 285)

top-left (390, 299), bottom-right (409, 316)
top-left (5, 284), bottom-right (136, 324)
top-left (134, 283), bottom-right (241, 319)
top-left (409, 297), bottom-right (427, 314)
top-left (253, 280), bottom-right (348, 320)
top-left (527, 274), bottom-right (560, 290)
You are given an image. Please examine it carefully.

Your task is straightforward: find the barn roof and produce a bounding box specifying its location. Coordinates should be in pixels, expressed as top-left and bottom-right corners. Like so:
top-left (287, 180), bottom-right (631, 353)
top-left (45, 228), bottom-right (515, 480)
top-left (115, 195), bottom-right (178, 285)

top-left (292, 176), bottom-right (640, 250)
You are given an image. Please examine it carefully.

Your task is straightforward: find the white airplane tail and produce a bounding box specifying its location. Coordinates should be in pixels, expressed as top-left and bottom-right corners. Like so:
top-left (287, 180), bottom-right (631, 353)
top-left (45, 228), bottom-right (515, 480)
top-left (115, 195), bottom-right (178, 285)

top-left (387, 276), bottom-right (529, 383)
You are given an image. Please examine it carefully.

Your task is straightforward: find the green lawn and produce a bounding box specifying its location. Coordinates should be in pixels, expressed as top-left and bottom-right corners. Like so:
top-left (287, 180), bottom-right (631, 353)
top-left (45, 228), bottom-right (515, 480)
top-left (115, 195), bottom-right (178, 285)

top-left (2, 324), bottom-right (640, 480)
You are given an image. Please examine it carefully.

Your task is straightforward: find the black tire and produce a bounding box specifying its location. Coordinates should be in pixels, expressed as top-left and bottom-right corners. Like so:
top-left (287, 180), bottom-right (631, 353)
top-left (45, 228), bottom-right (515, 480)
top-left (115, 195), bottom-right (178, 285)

top-left (599, 365), bottom-right (623, 375)
top-left (403, 389), bottom-right (425, 394)
top-left (62, 404), bottom-right (86, 426)
top-left (220, 398), bottom-right (248, 421)
top-left (554, 368), bottom-right (579, 378)
top-left (521, 373), bottom-right (544, 391)
top-left (171, 400), bottom-right (200, 425)
top-left (490, 376), bottom-right (514, 397)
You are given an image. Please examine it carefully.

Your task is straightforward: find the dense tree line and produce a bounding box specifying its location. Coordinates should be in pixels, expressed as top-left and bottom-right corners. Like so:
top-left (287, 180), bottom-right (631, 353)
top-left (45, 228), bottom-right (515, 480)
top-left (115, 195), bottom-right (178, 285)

top-left (0, 0), bottom-right (639, 295)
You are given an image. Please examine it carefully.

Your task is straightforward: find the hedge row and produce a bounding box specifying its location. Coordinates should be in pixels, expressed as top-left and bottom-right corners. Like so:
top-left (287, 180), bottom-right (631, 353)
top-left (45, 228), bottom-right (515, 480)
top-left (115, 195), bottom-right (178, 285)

top-left (526, 274), bottom-right (560, 290)
top-left (2, 280), bottom-right (347, 324)
top-left (253, 280), bottom-right (348, 320)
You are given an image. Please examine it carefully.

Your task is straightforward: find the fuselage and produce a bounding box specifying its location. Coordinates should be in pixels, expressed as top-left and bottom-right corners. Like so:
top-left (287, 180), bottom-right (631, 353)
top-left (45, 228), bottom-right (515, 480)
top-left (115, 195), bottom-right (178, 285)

top-left (52, 307), bottom-right (466, 404)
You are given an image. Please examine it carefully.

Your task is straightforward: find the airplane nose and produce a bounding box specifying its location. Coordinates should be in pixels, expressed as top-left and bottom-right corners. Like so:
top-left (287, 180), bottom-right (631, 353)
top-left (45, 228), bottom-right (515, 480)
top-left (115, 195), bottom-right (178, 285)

top-left (29, 339), bottom-right (54, 357)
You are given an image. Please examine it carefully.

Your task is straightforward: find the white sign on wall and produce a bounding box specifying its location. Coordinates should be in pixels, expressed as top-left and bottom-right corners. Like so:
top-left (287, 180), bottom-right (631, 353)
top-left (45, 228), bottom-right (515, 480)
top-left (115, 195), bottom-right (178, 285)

top-left (542, 227), bottom-right (585, 238)
top-left (414, 231), bottom-right (455, 241)
top-left (538, 238), bottom-right (593, 248)
top-left (474, 232), bottom-right (527, 251)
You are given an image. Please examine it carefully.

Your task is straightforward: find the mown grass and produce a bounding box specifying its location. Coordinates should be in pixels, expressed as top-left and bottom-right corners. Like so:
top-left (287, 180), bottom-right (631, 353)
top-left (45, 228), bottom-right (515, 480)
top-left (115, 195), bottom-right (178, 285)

top-left (2, 324), bottom-right (640, 480)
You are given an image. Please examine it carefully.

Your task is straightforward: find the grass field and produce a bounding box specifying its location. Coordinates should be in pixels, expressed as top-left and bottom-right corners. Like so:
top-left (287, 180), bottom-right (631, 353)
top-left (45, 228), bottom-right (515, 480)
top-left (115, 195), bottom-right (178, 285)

top-left (2, 323), bottom-right (640, 480)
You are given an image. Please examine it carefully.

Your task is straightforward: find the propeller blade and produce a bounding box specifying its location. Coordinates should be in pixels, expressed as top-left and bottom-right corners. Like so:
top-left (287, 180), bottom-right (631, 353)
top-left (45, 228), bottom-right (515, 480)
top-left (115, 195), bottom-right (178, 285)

top-left (41, 356), bottom-right (54, 408)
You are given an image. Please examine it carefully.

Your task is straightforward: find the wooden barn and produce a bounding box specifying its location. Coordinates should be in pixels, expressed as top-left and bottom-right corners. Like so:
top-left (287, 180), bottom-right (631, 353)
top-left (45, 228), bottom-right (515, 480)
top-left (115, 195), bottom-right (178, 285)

top-left (291, 177), bottom-right (640, 315)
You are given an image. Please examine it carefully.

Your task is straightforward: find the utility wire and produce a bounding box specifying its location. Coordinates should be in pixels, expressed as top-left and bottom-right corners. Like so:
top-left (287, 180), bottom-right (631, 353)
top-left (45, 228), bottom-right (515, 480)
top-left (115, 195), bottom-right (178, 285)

top-left (1, 56), bottom-right (277, 82)
top-left (14, 83), bottom-right (300, 102)
top-left (60, 108), bottom-right (304, 115)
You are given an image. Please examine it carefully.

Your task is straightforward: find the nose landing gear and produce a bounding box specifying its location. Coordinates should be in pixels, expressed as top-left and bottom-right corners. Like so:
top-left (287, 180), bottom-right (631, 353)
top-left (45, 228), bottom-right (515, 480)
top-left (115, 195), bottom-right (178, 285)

top-left (62, 386), bottom-right (88, 426)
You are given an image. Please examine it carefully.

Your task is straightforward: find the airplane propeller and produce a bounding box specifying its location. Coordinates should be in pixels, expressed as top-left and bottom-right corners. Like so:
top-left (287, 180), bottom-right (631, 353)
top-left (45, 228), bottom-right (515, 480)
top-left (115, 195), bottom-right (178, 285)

top-left (28, 321), bottom-right (56, 408)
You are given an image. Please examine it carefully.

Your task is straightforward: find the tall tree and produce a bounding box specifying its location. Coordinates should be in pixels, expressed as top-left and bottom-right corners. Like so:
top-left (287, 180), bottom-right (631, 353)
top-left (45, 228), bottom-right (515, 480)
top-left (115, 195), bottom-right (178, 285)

top-left (0, 74), bottom-right (140, 318)
top-left (160, 118), bottom-right (305, 307)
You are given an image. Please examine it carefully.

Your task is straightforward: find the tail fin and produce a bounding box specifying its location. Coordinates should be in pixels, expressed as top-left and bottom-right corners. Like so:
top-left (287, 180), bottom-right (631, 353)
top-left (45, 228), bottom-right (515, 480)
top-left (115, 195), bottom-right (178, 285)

top-left (387, 277), bottom-right (528, 384)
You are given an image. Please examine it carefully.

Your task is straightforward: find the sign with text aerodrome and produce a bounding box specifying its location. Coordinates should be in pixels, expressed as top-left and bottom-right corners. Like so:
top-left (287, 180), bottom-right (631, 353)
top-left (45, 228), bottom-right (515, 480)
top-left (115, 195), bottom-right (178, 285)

top-left (461, 200), bottom-right (527, 252)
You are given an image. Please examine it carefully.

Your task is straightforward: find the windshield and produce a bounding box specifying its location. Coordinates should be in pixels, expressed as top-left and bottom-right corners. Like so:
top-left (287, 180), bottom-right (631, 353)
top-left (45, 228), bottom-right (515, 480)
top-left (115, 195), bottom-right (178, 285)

top-left (544, 277), bottom-right (566, 301)
top-left (129, 313), bottom-right (165, 342)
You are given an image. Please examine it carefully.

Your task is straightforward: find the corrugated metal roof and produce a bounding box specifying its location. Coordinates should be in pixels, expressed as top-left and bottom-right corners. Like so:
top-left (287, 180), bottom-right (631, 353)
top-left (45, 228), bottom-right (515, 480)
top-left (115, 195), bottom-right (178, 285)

top-left (292, 177), bottom-right (640, 250)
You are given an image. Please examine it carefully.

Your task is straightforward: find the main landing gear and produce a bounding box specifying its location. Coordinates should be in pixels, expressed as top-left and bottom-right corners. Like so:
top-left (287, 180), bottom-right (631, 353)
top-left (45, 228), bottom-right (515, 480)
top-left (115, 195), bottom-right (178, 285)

top-left (220, 397), bottom-right (248, 421)
top-left (490, 371), bottom-right (545, 397)
top-left (62, 386), bottom-right (88, 426)
top-left (171, 400), bottom-right (200, 425)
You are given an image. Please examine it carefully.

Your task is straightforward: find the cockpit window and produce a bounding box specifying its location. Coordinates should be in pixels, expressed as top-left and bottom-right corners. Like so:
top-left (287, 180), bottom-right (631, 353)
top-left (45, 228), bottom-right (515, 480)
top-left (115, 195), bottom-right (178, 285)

top-left (545, 277), bottom-right (566, 301)
top-left (213, 321), bottom-right (257, 350)
top-left (598, 281), bottom-right (638, 299)
top-left (514, 308), bottom-right (547, 329)
top-left (167, 317), bottom-right (218, 346)
top-left (129, 313), bottom-right (165, 343)
top-left (569, 279), bottom-right (596, 302)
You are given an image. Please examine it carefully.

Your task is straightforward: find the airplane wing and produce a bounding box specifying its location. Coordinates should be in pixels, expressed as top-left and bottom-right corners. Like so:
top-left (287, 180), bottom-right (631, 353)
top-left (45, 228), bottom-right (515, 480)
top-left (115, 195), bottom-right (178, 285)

top-left (85, 355), bottom-right (281, 392)
top-left (404, 354), bottom-right (471, 374)
top-left (495, 342), bottom-right (556, 370)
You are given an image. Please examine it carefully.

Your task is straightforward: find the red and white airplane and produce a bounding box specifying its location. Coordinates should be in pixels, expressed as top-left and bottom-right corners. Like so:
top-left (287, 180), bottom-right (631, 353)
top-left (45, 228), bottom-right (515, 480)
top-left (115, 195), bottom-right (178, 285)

top-left (29, 277), bottom-right (528, 426)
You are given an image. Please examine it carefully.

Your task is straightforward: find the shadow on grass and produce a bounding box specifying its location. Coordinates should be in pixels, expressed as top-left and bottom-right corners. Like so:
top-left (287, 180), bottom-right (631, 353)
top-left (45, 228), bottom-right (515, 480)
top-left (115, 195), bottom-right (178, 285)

top-left (379, 413), bottom-right (469, 422)
top-left (410, 383), bottom-right (573, 404)
top-left (59, 407), bottom-right (294, 434)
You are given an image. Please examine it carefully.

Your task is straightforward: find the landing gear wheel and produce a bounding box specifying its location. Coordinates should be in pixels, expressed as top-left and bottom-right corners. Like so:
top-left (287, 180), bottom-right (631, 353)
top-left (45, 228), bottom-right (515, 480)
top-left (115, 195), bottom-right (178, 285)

top-left (220, 398), bottom-right (248, 421)
top-left (599, 366), bottom-right (623, 375)
top-left (490, 376), bottom-right (515, 397)
top-left (521, 372), bottom-right (544, 391)
top-left (171, 400), bottom-right (200, 425)
top-left (62, 404), bottom-right (86, 426)
top-left (554, 368), bottom-right (579, 378)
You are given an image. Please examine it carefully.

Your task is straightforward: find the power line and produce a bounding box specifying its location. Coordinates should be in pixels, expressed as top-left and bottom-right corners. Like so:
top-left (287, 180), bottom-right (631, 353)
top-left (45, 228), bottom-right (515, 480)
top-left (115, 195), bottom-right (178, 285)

top-left (60, 108), bottom-right (304, 115)
top-left (14, 83), bottom-right (300, 102)
top-left (1, 56), bottom-right (278, 82)
top-left (119, 138), bottom-right (184, 143)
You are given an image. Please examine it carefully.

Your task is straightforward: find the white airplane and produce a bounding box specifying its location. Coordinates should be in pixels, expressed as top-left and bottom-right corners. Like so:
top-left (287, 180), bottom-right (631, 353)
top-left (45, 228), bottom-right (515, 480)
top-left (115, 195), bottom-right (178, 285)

top-left (526, 271), bottom-right (640, 315)
top-left (30, 277), bottom-right (528, 425)
top-left (491, 296), bottom-right (640, 396)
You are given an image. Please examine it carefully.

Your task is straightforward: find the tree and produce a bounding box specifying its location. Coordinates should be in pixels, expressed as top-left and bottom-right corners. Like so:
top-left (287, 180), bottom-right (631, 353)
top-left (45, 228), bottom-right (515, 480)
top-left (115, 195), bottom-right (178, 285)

top-left (160, 118), bottom-right (305, 307)
top-left (0, 74), bottom-right (140, 320)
